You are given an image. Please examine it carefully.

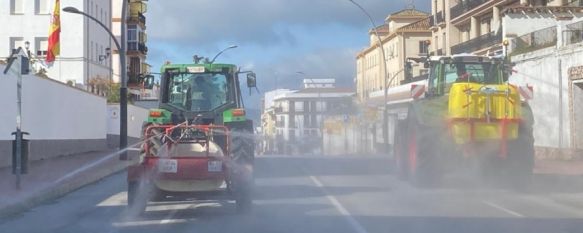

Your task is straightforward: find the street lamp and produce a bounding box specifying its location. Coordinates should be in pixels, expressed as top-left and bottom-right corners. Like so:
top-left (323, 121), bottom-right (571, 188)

top-left (63, 6), bottom-right (129, 159)
top-left (347, 0), bottom-right (390, 153)
top-left (210, 45), bottom-right (238, 64)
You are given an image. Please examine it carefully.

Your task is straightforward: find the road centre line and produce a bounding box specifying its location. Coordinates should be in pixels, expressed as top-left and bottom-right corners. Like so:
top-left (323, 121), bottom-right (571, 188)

top-left (482, 200), bottom-right (525, 217)
top-left (309, 175), bottom-right (370, 233)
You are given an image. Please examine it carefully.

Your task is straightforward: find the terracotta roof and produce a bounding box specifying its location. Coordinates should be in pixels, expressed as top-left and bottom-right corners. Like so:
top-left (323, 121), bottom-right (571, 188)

top-left (387, 8), bottom-right (429, 19)
top-left (370, 24), bottom-right (390, 34)
top-left (396, 17), bottom-right (431, 32)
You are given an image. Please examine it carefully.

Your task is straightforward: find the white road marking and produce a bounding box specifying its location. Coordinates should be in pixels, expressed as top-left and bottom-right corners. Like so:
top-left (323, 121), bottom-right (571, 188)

top-left (482, 200), bottom-right (525, 217)
top-left (309, 175), bottom-right (370, 233)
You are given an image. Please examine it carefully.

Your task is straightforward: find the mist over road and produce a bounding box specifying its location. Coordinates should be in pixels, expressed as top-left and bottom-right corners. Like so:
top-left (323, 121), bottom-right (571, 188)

top-left (2, 155), bottom-right (583, 233)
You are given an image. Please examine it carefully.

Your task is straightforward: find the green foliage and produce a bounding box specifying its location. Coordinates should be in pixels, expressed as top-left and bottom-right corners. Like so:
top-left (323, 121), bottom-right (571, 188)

top-left (106, 82), bottom-right (121, 103)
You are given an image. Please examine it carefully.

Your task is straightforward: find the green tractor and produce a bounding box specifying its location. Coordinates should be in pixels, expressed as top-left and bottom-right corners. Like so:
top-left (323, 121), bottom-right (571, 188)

top-left (127, 60), bottom-right (257, 215)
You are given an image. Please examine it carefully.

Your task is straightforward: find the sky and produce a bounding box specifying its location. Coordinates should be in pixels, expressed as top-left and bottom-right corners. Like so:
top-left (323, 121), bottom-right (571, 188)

top-left (146, 0), bottom-right (430, 108)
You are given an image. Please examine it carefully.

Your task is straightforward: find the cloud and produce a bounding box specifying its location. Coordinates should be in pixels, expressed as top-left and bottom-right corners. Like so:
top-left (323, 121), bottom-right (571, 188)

top-left (254, 47), bottom-right (359, 90)
top-left (147, 0), bottom-right (416, 48)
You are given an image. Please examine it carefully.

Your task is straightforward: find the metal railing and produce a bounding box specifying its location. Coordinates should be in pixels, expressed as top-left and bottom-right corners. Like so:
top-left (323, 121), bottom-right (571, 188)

top-left (127, 42), bottom-right (148, 54)
top-left (450, 0), bottom-right (492, 19)
top-left (564, 20), bottom-right (583, 45)
top-left (451, 30), bottom-right (502, 54)
top-left (512, 26), bottom-right (557, 55)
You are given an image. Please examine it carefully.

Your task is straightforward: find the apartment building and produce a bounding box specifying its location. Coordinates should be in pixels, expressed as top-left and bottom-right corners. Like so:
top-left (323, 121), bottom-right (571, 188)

top-left (355, 8), bottom-right (431, 101)
top-left (112, 0), bottom-right (152, 100)
top-left (1, 0), bottom-right (113, 89)
top-left (271, 79), bottom-right (353, 154)
top-left (429, 0), bottom-right (581, 56)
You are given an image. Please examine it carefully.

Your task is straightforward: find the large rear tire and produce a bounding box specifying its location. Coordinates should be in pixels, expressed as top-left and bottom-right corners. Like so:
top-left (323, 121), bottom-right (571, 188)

top-left (230, 125), bottom-right (255, 213)
top-left (406, 110), bottom-right (441, 188)
top-left (393, 119), bottom-right (409, 180)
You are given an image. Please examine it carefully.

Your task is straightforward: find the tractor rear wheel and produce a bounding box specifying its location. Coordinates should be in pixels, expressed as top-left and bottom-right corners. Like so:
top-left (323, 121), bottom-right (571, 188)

top-left (230, 126), bottom-right (255, 213)
top-left (406, 111), bottom-right (441, 188)
top-left (393, 120), bottom-right (409, 180)
top-left (231, 126), bottom-right (255, 165)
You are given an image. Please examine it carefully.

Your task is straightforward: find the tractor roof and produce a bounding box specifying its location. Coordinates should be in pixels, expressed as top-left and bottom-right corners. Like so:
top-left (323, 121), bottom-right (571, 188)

top-left (428, 54), bottom-right (504, 63)
top-left (160, 63), bottom-right (237, 73)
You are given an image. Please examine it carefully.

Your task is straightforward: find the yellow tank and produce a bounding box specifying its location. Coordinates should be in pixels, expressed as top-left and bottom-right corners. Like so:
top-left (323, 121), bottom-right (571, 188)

top-left (448, 83), bottom-right (521, 144)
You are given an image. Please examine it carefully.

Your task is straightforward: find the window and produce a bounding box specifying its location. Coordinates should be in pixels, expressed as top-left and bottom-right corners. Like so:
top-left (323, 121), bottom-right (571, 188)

top-left (36, 37), bottom-right (48, 56)
top-left (36, 0), bottom-right (50, 14)
top-left (10, 37), bottom-right (24, 51)
top-left (128, 25), bottom-right (138, 50)
top-left (11, 0), bottom-right (24, 14)
top-left (419, 41), bottom-right (429, 55)
top-left (166, 72), bottom-right (229, 112)
top-left (295, 101), bottom-right (304, 112)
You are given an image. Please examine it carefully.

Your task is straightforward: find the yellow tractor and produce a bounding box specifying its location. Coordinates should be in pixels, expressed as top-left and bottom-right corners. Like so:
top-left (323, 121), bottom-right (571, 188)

top-left (392, 54), bottom-right (534, 188)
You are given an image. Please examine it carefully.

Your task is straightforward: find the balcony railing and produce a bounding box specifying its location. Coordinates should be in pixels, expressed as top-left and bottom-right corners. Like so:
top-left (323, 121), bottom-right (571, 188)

top-left (512, 26), bottom-right (557, 55)
top-left (564, 20), bottom-right (583, 45)
top-left (450, 0), bottom-right (492, 20)
top-left (127, 42), bottom-right (148, 54)
top-left (451, 30), bottom-right (502, 54)
top-left (128, 12), bottom-right (146, 25)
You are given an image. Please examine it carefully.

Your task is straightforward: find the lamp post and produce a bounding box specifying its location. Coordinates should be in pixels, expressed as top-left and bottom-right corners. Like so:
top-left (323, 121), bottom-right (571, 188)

top-left (210, 45), bottom-right (238, 64)
top-left (63, 6), bottom-right (129, 159)
top-left (347, 0), bottom-right (390, 153)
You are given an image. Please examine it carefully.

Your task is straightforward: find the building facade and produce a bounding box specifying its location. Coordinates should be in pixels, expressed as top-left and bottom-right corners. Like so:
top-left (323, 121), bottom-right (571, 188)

top-left (503, 4), bottom-right (583, 158)
top-left (355, 8), bottom-right (431, 101)
top-left (271, 80), bottom-right (353, 155)
top-left (429, 0), bottom-right (581, 56)
top-left (0, 0), bottom-right (113, 90)
top-left (111, 0), bottom-right (151, 100)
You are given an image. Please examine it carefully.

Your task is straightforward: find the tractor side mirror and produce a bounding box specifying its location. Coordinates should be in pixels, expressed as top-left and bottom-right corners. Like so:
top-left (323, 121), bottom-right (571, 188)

top-left (144, 75), bottom-right (155, 89)
top-left (246, 72), bottom-right (257, 88)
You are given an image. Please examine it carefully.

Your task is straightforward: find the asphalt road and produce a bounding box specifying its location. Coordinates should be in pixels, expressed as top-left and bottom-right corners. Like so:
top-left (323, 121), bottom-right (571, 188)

top-left (2, 155), bottom-right (583, 233)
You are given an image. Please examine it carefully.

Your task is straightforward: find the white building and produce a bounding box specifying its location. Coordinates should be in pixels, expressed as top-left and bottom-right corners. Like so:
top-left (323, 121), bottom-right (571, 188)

top-left (272, 79), bottom-right (354, 154)
top-left (0, 0), bottom-right (113, 89)
top-left (503, 5), bottom-right (583, 159)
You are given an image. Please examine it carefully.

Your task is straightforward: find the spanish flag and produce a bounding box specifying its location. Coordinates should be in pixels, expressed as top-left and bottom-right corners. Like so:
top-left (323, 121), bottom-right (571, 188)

top-left (46, 0), bottom-right (60, 63)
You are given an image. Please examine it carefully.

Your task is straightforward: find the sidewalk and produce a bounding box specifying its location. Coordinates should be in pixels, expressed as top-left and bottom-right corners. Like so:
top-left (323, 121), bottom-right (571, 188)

top-left (534, 159), bottom-right (583, 176)
top-left (0, 149), bottom-right (138, 217)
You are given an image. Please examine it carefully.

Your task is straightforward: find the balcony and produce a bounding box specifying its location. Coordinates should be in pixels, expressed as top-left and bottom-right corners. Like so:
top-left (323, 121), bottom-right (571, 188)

top-left (512, 26), bottom-right (557, 55)
top-left (565, 20), bottom-right (583, 45)
top-left (127, 12), bottom-right (146, 25)
top-left (450, 0), bottom-right (492, 20)
top-left (127, 42), bottom-right (148, 55)
top-left (451, 30), bottom-right (502, 54)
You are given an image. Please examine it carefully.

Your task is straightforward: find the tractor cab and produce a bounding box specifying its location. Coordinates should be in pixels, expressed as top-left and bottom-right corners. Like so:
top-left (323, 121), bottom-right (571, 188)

top-left (156, 63), bottom-right (256, 125)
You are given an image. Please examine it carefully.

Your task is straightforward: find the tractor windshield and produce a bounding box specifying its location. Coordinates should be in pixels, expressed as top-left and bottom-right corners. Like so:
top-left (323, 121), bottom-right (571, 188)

top-left (166, 72), bottom-right (229, 112)
top-left (444, 62), bottom-right (502, 85)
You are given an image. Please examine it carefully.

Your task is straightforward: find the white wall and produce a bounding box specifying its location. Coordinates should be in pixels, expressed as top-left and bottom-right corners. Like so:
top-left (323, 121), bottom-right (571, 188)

top-left (106, 104), bottom-right (149, 139)
top-left (510, 44), bottom-right (583, 149)
top-left (0, 64), bottom-right (106, 140)
top-left (0, 0), bottom-right (113, 86)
